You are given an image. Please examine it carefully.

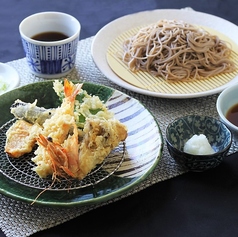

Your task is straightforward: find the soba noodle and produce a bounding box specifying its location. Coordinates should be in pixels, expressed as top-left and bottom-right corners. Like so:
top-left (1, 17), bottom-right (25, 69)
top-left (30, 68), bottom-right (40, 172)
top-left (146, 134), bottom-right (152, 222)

top-left (122, 19), bottom-right (236, 81)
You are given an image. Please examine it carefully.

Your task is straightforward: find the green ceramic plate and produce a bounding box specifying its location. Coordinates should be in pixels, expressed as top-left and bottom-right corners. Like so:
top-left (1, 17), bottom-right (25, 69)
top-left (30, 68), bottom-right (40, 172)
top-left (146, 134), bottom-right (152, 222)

top-left (0, 80), bottom-right (163, 207)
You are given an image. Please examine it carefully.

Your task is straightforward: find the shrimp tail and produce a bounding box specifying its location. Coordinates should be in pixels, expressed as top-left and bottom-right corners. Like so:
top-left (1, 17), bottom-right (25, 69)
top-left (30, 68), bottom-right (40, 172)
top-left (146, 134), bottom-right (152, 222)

top-left (37, 134), bottom-right (77, 179)
top-left (63, 79), bottom-right (82, 101)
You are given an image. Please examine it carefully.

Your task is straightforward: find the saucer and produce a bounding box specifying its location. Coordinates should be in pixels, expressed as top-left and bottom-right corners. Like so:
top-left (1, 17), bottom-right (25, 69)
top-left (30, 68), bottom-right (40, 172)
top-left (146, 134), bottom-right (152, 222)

top-left (0, 63), bottom-right (20, 95)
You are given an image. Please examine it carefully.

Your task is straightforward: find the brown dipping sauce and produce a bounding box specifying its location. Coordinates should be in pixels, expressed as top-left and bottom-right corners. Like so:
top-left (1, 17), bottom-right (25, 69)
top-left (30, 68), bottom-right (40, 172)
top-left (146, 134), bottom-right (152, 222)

top-left (31, 31), bottom-right (68, 41)
top-left (226, 103), bottom-right (238, 127)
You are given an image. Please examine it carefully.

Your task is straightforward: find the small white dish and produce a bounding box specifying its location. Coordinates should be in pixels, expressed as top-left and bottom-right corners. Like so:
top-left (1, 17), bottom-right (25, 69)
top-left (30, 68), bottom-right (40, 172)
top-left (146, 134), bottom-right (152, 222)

top-left (0, 63), bottom-right (20, 95)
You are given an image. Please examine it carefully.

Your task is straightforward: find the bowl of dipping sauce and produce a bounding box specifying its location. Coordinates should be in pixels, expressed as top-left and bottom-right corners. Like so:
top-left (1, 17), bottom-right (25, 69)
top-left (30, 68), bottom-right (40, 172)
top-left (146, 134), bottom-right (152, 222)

top-left (19, 12), bottom-right (81, 78)
top-left (216, 84), bottom-right (238, 138)
top-left (166, 115), bottom-right (232, 172)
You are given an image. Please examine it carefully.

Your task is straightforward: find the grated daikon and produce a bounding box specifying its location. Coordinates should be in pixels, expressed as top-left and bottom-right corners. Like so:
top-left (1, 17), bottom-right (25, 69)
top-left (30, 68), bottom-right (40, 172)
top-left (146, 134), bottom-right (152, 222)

top-left (183, 134), bottom-right (215, 155)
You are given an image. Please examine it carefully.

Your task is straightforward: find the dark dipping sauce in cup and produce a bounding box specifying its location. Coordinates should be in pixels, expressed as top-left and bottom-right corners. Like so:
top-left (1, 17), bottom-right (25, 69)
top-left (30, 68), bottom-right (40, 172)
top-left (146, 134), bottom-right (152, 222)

top-left (226, 103), bottom-right (238, 127)
top-left (31, 31), bottom-right (68, 41)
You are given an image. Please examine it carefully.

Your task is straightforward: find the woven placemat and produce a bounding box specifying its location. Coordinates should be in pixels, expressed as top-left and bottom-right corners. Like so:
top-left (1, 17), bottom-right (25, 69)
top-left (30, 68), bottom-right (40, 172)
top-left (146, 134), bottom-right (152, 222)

top-left (0, 37), bottom-right (236, 237)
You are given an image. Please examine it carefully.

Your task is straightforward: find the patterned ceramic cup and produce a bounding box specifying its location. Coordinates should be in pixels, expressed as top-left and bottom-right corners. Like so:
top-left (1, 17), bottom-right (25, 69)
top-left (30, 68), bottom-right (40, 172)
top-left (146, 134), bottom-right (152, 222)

top-left (19, 12), bottom-right (81, 78)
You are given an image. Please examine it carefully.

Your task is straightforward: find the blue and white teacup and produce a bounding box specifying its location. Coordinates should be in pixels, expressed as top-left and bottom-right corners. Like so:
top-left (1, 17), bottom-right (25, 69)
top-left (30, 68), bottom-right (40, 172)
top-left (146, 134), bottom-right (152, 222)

top-left (19, 12), bottom-right (81, 78)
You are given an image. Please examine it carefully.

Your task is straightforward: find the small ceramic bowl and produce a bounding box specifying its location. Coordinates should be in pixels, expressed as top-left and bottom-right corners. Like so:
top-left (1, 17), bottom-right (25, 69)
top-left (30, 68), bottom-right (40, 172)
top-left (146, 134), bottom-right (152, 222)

top-left (19, 12), bottom-right (81, 78)
top-left (216, 83), bottom-right (238, 139)
top-left (165, 115), bottom-right (232, 172)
